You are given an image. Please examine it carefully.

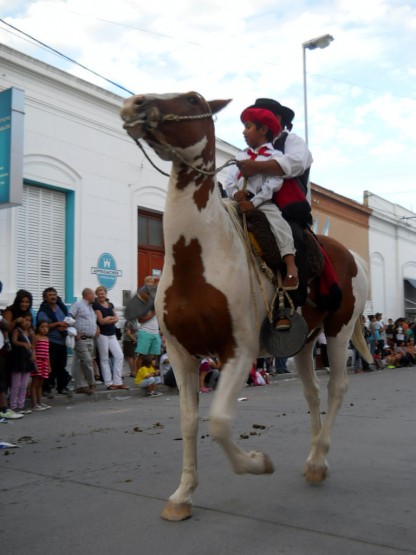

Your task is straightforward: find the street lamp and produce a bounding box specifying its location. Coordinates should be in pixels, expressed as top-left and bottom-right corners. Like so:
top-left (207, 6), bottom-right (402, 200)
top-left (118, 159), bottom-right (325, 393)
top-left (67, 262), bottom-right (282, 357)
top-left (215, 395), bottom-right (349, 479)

top-left (302, 34), bottom-right (334, 145)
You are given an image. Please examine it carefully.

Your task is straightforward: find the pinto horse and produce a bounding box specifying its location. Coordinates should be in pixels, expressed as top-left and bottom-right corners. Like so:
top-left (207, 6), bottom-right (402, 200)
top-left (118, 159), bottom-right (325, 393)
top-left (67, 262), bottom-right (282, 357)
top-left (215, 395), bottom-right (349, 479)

top-left (120, 91), bottom-right (371, 521)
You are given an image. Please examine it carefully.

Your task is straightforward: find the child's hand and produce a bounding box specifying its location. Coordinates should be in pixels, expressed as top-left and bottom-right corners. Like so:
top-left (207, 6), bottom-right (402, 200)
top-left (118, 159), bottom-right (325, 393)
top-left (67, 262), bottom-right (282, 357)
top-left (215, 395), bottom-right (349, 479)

top-left (237, 159), bottom-right (258, 178)
top-left (238, 199), bottom-right (255, 213)
top-left (234, 190), bottom-right (250, 202)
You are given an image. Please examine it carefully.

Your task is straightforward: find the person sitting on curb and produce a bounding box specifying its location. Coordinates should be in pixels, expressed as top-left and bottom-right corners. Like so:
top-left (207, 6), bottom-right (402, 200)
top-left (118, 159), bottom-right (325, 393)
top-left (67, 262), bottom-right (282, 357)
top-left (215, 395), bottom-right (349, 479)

top-left (135, 355), bottom-right (163, 397)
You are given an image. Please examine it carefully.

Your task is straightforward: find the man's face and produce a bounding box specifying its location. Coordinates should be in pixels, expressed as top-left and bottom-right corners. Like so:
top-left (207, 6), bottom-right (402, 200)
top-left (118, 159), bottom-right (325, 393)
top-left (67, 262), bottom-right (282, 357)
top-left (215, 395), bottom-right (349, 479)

top-left (84, 290), bottom-right (95, 304)
top-left (46, 290), bottom-right (57, 304)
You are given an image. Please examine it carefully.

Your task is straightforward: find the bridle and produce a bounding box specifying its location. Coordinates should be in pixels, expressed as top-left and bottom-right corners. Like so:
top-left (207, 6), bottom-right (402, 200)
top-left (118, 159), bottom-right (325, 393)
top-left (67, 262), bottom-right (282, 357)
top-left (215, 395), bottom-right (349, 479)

top-left (124, 102), bottom-right (236, 177)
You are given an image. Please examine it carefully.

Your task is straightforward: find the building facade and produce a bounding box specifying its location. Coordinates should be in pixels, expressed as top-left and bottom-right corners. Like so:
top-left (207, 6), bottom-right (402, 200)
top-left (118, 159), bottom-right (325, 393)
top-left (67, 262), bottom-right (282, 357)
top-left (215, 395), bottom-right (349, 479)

top-left (0, 44), bottom-right (236, 311)
top-left (364, 192), bottom-right (416, 320)
top-left (2, 44), bottom-right (415, 323)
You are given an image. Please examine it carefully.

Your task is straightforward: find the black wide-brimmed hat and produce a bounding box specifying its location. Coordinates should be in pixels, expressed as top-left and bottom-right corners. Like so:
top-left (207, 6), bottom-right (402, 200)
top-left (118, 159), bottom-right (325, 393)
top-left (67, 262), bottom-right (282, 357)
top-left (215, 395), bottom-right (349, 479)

top-left (249, 98), bottom-right (295, 129)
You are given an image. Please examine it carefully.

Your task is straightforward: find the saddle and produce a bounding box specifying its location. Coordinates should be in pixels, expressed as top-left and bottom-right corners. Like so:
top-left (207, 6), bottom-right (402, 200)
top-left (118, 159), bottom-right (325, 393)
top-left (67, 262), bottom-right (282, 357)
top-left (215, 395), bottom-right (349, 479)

top-left (245, 209), bottom-right (321, 276)
top-left (243, 209), bottom-right (342, 312)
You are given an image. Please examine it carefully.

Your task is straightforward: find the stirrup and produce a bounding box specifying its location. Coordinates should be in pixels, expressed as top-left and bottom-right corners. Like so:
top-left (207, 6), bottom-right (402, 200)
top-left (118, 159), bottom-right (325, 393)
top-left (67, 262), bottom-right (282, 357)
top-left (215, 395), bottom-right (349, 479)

top-left (282, 274), bottom-right (299, 291)
top-left (274, 308), bottom-right (292, 331)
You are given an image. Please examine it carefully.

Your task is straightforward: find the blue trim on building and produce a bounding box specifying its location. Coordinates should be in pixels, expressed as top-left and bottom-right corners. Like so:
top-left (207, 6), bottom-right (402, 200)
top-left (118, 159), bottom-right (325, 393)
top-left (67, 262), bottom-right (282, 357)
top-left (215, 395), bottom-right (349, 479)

top-left (24, 179), bottom-right (75, 304)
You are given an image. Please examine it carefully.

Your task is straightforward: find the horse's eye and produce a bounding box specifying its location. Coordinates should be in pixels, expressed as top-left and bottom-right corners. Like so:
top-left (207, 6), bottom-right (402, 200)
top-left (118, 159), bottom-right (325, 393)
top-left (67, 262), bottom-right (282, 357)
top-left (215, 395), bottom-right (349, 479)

top-left (188, 94), bottom-right (199, 105)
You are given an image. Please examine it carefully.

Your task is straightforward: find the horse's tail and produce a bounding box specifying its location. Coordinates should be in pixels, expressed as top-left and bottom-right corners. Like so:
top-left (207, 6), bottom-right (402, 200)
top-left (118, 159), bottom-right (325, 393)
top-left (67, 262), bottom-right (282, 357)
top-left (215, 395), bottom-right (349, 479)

top-left (350, 316), bottom-right (373, 364)
top-left (348, 252), bottom-right (373, 365)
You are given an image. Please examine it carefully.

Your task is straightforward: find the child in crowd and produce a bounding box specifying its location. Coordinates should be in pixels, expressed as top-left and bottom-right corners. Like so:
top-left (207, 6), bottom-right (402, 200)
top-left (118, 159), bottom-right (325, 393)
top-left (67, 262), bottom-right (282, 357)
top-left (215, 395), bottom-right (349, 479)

top-left (10, 314), bottom-right (34, 414)
top-left (135, 355), bottom-right (163, 397)
top-left (247, 360), bottom-right (268, 386)
top-left (383, 345), bottom-right (402, 369)
top-left (31, 320), bottom-right (52, 411)
top-left (123, 318), bottom-right (138, 377)
top-left (199, 357), bottom-right (222, 392)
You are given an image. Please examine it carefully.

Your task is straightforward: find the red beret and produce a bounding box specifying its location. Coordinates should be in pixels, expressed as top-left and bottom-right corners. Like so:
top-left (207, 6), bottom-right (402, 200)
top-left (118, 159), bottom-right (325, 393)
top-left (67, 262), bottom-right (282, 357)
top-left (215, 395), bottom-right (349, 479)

top-left (240, 107), bottom-right (282, 137)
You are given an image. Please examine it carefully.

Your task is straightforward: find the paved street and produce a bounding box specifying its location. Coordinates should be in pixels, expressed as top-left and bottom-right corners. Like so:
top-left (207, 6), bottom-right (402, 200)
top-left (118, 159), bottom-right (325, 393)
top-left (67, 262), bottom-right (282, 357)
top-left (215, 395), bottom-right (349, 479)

top-left (2, 367), bottom-right (416, 555)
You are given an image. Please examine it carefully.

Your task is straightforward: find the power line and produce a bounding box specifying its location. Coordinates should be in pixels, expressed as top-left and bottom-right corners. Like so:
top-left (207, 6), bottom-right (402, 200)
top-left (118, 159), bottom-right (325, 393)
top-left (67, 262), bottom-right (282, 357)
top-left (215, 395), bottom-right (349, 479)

top-left (0, 18), bottom-right (134, 95)
top-left (2, 14), bottom-right (416, 106)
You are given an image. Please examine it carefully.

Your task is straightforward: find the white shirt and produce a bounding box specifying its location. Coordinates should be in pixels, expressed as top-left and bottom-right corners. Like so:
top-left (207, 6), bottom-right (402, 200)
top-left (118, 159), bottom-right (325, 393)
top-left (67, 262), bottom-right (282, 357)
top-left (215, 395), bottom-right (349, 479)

top-left (225, 142), bottom-right (284, 208)
top-left (0, 316), bottom-right (4, 350)
top-left (317, 331), bottom-right (327, 345)
top-left (272, 132), bottom-right (313, 178)
top-left (140, 313), bottom-right (159, 334)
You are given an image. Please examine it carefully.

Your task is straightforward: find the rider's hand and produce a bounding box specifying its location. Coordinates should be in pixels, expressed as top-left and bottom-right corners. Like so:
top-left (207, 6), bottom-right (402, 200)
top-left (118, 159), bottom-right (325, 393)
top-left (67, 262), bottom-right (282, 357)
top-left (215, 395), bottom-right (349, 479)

top-left (237, 159), bottom-right (258, 178)
top-left (238, 200), bottom-right (255, 213)
top-left (234, 190), bottom-right (250, 202)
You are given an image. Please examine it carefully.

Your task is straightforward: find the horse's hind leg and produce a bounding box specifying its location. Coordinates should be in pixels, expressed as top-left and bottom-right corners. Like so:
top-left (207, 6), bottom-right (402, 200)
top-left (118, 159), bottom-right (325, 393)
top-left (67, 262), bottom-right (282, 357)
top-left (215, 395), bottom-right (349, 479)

top-left (294, 343), bottom-right (329, 482)
top-left (160, 344), bottom-right (200, 521)
top-left (296, 331), bottom-right (351, 484)
top-left (309, 332), bottom-right (350, 476)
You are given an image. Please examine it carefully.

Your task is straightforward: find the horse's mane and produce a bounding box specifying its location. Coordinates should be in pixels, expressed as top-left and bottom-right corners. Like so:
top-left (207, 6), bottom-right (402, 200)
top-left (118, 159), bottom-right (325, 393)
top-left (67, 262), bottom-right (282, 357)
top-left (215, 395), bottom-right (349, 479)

top-left (220, 198), bottom-right (246, 244)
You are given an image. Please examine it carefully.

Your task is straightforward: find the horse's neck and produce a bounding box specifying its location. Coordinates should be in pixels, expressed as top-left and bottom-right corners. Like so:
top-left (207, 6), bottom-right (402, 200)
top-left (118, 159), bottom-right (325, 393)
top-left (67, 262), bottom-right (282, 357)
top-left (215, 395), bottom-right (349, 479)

top-left (163, 165), bottom-right (229, 244)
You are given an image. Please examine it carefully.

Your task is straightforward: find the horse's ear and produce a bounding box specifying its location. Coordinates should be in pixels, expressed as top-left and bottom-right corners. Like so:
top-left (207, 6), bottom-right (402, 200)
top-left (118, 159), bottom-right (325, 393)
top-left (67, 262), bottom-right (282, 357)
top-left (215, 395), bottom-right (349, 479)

top-left (208, 99), bottom-right (232, 115)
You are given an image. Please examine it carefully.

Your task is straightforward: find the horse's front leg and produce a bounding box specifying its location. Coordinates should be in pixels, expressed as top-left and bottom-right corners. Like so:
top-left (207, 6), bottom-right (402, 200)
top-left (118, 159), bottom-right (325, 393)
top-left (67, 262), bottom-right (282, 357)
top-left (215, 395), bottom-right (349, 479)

top-left (209, 355), bottom-right (274, 475)
top-left (160, 345), bottom-right (200, 521)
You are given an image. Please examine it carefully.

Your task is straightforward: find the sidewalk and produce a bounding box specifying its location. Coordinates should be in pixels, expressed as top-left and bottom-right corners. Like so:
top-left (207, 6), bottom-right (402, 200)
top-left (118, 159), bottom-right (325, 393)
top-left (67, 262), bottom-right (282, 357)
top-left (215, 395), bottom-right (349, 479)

top-left (40, 358), bottom-right (331, 409)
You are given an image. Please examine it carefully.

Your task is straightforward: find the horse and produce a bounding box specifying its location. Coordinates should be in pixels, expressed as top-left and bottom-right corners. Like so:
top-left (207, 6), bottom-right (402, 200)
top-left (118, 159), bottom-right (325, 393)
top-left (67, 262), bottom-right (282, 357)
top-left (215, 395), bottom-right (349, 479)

top-left (120, 91), bottom-right (371, 521)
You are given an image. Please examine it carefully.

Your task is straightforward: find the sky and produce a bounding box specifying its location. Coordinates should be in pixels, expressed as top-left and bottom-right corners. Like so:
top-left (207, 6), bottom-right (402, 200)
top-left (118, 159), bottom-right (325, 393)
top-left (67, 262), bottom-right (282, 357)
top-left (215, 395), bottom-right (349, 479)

top-left (1, 0), bottom-right (416, 211)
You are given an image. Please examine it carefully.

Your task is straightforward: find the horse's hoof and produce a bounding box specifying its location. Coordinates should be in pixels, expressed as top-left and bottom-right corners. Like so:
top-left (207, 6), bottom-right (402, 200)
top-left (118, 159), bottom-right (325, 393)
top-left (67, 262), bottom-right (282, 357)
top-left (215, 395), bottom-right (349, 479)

top-left (160, 501), bottom-right (192, 521)
top-left (263, 453), bottom-right (275, 474)
top-left (304, 462), bottom-right (329, 484)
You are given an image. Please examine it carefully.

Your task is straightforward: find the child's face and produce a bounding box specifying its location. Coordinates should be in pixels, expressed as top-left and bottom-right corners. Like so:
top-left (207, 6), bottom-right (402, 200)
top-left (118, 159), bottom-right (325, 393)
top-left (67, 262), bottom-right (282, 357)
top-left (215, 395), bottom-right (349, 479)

top-left (38, 322), bottom-right (49, 335)
top-left (243, 121), bottom-right (267, 149)
top-left (22, 316), bottom-right (32, 328)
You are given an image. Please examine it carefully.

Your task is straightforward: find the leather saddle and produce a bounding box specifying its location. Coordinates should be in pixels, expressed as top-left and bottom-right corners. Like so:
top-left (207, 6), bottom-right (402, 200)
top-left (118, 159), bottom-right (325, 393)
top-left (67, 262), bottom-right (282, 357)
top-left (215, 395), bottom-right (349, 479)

top-left (244, 209), bottom-right (324, 287)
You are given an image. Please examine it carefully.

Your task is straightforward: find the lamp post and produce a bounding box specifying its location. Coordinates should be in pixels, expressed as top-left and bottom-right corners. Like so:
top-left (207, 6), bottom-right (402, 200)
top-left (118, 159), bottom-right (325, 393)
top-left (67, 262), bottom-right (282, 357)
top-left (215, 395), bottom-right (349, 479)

top-left (302, 34), bottom-right (334, 145)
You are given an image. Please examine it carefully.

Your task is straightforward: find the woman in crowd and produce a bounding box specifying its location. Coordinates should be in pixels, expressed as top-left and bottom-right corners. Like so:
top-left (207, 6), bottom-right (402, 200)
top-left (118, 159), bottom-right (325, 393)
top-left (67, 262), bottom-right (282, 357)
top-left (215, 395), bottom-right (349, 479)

top-left (93, 286), bottom-right (128, 391)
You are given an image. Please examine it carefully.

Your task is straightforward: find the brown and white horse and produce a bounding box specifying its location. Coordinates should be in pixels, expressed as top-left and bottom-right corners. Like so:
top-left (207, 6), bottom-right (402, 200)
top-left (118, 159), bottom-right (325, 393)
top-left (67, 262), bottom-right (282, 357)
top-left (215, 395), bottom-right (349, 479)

top-left (120, 92), bottom-right (371, 521)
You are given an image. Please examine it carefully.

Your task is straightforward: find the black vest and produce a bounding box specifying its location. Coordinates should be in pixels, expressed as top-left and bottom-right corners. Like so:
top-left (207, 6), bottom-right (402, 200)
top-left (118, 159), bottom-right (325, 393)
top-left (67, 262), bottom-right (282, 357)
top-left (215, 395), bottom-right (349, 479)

top-left (273, 132), bottom-right (310, 196)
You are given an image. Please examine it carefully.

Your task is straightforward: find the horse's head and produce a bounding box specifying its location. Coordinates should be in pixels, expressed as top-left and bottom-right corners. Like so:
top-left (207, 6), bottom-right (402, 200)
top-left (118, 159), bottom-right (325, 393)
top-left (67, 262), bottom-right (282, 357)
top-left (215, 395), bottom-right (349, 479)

top-left (120, 92), bottom-right (231, 162)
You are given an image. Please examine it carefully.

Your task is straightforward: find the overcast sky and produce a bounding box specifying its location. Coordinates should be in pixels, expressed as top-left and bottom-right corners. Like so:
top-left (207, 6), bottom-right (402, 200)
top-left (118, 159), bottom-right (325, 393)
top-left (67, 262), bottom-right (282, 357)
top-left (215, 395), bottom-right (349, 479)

top-left (1, 0), bottom-right (416, 211)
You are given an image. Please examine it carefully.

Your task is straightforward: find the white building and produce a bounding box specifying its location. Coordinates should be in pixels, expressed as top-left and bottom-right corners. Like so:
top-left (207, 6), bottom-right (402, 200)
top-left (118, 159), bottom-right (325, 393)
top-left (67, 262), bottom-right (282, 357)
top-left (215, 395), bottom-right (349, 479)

top-left (366, 192), bottom-right (416, 321)
top-left (0, 44), bottom-right (237, 311)
top-left (2, 44), bottom-right (416, 323)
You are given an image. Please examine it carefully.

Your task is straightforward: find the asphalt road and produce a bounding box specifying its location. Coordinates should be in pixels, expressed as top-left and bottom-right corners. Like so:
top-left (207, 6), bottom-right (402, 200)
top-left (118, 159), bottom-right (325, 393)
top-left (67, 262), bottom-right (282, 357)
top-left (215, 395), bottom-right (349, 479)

top-left (2, 367), bottom-right (416, 555)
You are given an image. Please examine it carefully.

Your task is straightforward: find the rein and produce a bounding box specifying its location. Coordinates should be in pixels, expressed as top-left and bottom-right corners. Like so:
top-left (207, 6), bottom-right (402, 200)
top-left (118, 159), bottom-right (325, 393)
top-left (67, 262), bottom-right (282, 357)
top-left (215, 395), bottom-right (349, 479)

top-left (132, 135), bottom-right (237, 178)
top-left (126, 105), bottom-right (237, 178)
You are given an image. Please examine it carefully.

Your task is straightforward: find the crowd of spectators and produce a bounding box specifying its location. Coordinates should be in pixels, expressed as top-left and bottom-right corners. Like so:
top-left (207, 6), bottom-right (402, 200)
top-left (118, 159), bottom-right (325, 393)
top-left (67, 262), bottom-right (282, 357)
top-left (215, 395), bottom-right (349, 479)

top-left (354, 313), bottom-right (416, 373)
top-left (1, 282), bottom-right (415, 422)
top-left (0, 283), bottom-right (173, 422)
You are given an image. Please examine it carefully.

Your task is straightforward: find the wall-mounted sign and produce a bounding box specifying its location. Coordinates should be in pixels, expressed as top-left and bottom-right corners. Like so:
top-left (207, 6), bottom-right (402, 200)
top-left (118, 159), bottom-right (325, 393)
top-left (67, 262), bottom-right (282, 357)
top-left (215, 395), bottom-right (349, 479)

top-left (0, 87), bottom-right (24, 208)
top-left (91, 252), bottom-right (122, 290)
